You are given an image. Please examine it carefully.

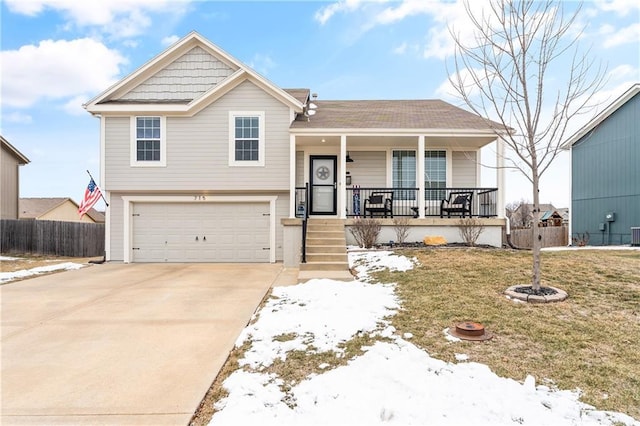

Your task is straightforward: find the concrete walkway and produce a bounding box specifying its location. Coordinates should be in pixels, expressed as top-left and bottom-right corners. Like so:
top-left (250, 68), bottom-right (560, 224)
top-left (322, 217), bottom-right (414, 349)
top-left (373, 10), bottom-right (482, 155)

top-left (1, 262), bottom-right (296, 425)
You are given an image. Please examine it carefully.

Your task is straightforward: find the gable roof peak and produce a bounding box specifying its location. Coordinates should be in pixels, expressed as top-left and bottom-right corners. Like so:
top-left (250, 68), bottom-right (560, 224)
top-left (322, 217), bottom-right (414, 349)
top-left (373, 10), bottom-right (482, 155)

top-left (84, 32), bottom-right (303, 114)
top-left (561, 82), bottom-right (640, 149)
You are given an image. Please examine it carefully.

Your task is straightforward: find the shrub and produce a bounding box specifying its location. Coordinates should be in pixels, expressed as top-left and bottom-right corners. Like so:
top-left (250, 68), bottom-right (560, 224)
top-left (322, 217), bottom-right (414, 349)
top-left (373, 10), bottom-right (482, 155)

top-left (572, 231), bottom-right (590, 247)
top-left (349, 218), bottom-right (382, 248)
top-left (457, 218), bottom-right (485, 246)
top-left (392, 217), bottom-right (411, 245)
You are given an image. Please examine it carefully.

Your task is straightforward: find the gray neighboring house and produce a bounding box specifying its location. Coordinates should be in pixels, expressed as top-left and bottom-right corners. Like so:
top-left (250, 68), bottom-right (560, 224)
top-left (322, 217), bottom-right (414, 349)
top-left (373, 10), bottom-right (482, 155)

top-left (84, 32), bottom-right (509, 265)
top-left (1, 136), bottom-right (30, 220)
top-left (561, 83), bottom-right (640, 246)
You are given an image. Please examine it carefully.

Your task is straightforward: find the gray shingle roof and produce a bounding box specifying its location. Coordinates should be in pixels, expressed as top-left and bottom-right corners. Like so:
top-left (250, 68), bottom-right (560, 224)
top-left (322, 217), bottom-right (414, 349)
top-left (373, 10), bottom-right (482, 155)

top-left (19, 198), bottom-right (69, 219)
top-left (290, 99), bottom-right (504, 131)
top-left (19, 197), bottom-right (104, 223)
top-left (283, 88), bottom-right (310, 105)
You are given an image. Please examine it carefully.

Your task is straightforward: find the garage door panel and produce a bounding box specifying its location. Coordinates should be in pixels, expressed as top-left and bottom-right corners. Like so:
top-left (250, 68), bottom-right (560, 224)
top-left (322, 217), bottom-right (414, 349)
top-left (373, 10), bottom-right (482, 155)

top-left (132, 202), bottom-right (270, 263)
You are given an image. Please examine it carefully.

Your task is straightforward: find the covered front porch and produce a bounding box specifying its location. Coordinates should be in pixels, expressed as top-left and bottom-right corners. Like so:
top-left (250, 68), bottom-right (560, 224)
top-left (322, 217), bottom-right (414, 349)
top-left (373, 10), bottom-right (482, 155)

top-left (289, 133), bottom-right (506, 220)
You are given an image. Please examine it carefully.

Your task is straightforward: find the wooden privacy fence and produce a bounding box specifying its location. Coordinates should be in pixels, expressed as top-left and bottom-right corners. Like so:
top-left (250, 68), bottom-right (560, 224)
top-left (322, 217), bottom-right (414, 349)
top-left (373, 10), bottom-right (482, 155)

top-left (510, 226), bottom-right (569, 249)
top-left (1, 219), bottom-right (105, 257)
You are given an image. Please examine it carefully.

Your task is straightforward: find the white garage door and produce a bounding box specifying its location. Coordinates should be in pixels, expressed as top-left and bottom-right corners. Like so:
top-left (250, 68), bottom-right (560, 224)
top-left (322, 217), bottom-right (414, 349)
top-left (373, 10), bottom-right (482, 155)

top-left (131, 202), bottom-right (270, 262)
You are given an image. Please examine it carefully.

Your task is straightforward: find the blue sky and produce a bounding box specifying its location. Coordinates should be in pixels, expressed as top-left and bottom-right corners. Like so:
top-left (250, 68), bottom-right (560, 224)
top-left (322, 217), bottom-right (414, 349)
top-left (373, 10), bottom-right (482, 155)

top-left (1, 0), bottom-right (639, 211)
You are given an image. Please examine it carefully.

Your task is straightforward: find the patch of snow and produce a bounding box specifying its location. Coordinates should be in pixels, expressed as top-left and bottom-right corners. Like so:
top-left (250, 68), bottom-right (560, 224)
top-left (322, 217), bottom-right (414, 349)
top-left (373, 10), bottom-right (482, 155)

top-left (0, 255), bottom-right (20, 261)
top-left (403, 332), bottom-right (413, 339)
top-left (348, 250), bottom-right (416, 282)
top-left (455, 353), bottom-right (469, 361)
top-left (0, 262), bottom-right (85, 284)
top-left (235, 278), bottom-right (399, 369)
top-left (443, 327), bottom-right (461, 342)
top-left (212, 340), bottom-right (638, 426)
top-left (210, 250), bottom-right (639, 426)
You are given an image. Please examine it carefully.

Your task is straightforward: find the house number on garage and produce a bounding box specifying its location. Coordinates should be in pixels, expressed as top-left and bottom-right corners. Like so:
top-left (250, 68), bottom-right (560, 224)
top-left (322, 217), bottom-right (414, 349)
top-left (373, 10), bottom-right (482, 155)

top-left (194, 196), bottom-right (207, 201)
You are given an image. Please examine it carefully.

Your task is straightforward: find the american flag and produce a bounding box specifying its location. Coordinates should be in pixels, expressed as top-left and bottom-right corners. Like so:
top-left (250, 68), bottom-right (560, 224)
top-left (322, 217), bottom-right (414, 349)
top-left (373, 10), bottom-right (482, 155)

top-left (78, 178), bottom-right (102, 218)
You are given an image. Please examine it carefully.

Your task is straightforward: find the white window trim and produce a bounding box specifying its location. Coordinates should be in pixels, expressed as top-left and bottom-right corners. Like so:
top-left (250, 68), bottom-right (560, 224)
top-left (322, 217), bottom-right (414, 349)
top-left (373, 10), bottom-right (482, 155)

top-left (229, 111), bottom-right (265, 167)
top-left (130, 116), bottom-right (167, 167)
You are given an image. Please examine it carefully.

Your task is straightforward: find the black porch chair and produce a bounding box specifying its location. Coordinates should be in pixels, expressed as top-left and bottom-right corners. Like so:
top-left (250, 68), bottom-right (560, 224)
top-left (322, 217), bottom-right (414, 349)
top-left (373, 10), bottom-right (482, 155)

top-left (440, 191), bottom-right (473, 218)
top-left (364, 192), bottom-right (394, 218)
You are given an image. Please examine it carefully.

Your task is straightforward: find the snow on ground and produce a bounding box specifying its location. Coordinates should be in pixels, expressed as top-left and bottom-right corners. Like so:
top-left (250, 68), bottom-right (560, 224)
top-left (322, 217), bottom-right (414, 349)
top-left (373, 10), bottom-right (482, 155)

top-left (209, 250), bottom-right (639, 426)
top-left (349, 249), bottom-right (417, 282)
top-left (0, 262), bottom-right (86, 284)
top-left (0, 255), bottom-right (20, 261)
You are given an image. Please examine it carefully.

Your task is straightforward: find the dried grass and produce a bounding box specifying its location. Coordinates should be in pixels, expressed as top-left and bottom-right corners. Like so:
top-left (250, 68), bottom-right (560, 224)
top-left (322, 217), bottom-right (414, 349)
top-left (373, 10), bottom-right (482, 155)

top-left (374, 248), bottom-right (640, 419)
top-left (190, 248), bottom-right (640, 424)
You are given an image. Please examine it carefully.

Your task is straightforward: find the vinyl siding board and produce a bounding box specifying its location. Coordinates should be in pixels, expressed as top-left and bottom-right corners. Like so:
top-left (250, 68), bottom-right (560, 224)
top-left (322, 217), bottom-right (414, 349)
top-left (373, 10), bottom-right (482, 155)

top-left (108, 194), bottom-right (124, 261)
top-left (295, 151), bottom-right (304, 187)
top-left (104, 80), bottom-right (291, 191)
top-left (452, 151), bottom-right (477, 187)
top-left (1, 147), bottom-right (19, 219)
top-left (346, 151), bottom-right (386, 188)
top-left (571, 92), bottom-right (640, 245)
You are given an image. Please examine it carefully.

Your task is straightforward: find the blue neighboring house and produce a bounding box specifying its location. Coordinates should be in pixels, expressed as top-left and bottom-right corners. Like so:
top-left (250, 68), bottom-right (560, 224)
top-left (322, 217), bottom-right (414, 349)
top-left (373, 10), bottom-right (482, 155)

top-left (561, 83), bottom-right (640, 246)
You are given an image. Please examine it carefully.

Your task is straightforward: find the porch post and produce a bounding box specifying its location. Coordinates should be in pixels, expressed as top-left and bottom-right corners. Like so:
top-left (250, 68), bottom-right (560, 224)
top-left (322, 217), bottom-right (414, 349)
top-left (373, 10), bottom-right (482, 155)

top-left (417, 135), bottom-right (425, 218)
top-left (339, 134), bottom-right (347, 219)
top-left (289, 134), bottom-right (296, 218)
top-left (496, 137), bottom-right (506, 218)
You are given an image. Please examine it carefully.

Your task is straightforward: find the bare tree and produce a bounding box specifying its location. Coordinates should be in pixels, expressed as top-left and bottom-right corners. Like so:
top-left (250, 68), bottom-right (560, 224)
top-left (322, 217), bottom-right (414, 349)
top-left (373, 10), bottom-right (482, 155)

top-left (506, 199), bottom-right (530, 229)
top-left (448, 0), bottom-right (605, 291)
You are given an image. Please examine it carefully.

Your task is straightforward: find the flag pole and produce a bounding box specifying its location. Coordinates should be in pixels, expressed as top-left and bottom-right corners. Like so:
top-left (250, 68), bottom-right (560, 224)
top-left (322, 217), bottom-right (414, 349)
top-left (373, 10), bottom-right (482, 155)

top-left (86, 170), bottom-right (109, 207)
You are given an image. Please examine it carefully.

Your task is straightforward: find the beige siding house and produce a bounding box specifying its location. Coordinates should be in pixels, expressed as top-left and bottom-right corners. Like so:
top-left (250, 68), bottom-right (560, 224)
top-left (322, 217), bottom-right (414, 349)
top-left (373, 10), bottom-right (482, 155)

top-left (85, 32), bottom-right (508, 267)
top-left (1, 136), bottom-right (30, 220)
top-left (19, 198), bottom-right (104, 223)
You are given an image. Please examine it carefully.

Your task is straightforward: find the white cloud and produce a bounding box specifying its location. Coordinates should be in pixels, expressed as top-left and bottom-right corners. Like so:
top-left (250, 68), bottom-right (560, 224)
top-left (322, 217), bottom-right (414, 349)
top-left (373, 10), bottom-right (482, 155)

top-left (161, 35), bottom-right (180, 46)
top-left (4, 0), bottom-right (191, 39)
top-left (434, 67), bottom-right (485, 103)
top-left (248, 53), bottom-right (276, 76)
top-left (601, 22), bottom-right (640, 48)
top-left (374, 0), bottom-right (442, 25)
top-left (2, 112), bottom-right (33, 124)
top-left (314, 0), bottom-right (388, 25)
top-left (1, 38), bottom-right (127, 109)
top-left (393, 42), bottom-right (407, 55)
top-left (594, 0), bottom-right (640, 16)
top-left (62, 95), bottom-right (91, 116)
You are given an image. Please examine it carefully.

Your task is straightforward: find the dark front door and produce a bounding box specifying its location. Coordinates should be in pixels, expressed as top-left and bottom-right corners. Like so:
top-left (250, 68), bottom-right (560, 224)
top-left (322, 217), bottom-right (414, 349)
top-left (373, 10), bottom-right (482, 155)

top-left (310, 155), bottom-right (337, 215)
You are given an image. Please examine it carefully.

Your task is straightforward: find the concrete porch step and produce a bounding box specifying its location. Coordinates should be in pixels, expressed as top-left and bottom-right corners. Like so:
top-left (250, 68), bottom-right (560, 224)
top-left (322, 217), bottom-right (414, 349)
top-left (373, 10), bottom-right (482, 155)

top-left (306, 237), bottom-right (346, 246)
top-left (306, 230), bottom-right (346, 239)
top-left (299, 261), bottom-right (350, 271)
top-left (305, 253), bottom-right (348, 263)
top-left (306, 244), bottom-right (347, 254)
top-left (297, 269), bottom-right (354, 282)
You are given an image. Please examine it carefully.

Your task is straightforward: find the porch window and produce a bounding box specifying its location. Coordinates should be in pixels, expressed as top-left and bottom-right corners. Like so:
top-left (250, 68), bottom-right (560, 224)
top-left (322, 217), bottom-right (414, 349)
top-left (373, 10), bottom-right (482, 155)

top-left (229, 111), bottom-right (265, 166)
top-left (131, 116), bottom-right (166, 167)
top-left (392, 150), bottom-right (416, 200)
top-left (425, 150), bottom-right (446, 200)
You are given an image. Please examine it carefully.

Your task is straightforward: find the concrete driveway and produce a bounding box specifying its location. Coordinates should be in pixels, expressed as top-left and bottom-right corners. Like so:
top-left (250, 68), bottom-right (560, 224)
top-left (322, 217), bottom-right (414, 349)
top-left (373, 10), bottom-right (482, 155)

top-left (1, 262), bottom-right (295, 425)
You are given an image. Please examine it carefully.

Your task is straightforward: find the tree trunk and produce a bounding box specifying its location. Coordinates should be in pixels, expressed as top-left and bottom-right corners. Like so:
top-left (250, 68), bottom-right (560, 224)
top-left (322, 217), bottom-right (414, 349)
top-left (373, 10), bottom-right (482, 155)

top-left (532, 173), bottom-right (542, 291)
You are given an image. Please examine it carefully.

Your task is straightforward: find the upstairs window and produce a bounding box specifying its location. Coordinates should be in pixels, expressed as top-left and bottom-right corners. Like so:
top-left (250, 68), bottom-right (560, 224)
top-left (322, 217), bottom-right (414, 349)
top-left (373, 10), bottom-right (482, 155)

top-left (229, 111), bottom-right (265, 166)
top-left (131, 116), bottom-right (166, 167)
